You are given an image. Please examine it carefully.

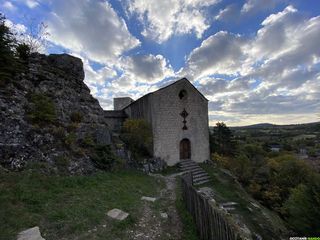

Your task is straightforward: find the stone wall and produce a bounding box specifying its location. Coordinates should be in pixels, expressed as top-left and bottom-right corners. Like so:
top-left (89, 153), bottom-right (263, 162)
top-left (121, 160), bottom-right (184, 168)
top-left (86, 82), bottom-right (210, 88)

top-left (151, 79), bottom-right (210, 165)
top-left (104, 110), bottom-right (127, 132)
top-left (114, 97), bottom-right (134, 110)
top-left (124, 79), bottom-right (210, 166)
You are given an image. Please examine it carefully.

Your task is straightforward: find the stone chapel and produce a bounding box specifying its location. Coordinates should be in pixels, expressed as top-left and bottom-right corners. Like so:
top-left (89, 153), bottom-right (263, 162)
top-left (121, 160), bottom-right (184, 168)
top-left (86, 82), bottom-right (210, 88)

top-left (104, 78), bottom-right (210, 166)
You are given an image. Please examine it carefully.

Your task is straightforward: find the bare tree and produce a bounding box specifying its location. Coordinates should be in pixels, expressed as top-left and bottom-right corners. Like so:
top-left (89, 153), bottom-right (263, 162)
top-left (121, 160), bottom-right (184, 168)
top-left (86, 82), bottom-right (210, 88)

top-left (19, 17), bottom-right (50, 53)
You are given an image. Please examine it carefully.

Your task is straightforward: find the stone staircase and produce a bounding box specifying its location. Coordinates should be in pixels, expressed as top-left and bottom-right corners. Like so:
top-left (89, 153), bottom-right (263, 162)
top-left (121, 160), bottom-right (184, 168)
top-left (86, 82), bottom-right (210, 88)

top-left (179, 159), bottom-right (211, 185)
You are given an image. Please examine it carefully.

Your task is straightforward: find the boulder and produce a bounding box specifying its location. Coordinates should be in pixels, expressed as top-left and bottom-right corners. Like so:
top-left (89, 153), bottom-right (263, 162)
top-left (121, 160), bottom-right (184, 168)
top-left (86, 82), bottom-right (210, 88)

top-left (141, 196), bottom-right (157, 202)
top-left (107, 208), bottom-right (129, 221)
top-left (17, 226), bottom-right (45, 240)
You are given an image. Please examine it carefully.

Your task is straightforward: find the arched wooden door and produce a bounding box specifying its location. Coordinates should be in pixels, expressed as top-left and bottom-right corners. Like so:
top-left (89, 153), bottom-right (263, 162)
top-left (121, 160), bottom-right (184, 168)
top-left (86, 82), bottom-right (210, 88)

top-left (180, 139), bottom-right (191, 160)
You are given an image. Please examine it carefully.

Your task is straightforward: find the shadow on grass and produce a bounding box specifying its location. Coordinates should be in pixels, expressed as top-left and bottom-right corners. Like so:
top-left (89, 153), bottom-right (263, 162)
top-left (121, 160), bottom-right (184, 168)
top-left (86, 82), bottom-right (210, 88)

top-left (0, 169), bottom-right (162, 240)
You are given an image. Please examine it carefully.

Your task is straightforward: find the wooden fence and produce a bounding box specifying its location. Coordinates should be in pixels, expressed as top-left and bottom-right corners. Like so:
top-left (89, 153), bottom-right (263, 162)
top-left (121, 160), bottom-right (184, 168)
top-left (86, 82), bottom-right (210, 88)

top-left (181, 173), bottom-right (242, 240)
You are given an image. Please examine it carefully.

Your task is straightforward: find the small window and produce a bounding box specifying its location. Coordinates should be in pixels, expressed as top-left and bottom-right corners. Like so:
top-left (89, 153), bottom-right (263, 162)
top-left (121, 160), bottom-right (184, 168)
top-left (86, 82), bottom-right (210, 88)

top-left (179, 89), bottom-right (187, 99)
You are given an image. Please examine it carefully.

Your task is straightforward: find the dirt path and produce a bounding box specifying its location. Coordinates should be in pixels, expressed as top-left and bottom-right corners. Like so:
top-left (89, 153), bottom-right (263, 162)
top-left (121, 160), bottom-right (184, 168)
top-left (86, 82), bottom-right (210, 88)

top-left (128, 173), bottom-right (183, 240)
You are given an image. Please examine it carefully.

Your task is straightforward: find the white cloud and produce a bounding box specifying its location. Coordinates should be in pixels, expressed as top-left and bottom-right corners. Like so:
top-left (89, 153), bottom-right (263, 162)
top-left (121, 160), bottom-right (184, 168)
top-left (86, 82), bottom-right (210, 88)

top-left (181, 5), bottom-right (320, 125)
top-left (47, 0), bottom-right (140, 63)
top-left (127, 0), bottom-right (220, 43)
top-left (215, 4), bottom-right (239, 21)
top-left (181, 31), bottom-right (247, 79)
top-left (119, 54), bottom-right (174, 84)
top-left (4, 19), bottom-right (27, 34)
top-left (241, 0), bottom-right (279, 14)
top-left (2, 1), bottom-right (16, 11)
top-left (25, 0), bottom-right (39, 9)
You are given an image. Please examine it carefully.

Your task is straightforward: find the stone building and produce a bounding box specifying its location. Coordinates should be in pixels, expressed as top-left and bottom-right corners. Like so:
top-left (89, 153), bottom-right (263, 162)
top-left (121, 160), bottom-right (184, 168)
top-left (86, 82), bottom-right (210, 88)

top-left (106, 78), bottom-right (210, 166)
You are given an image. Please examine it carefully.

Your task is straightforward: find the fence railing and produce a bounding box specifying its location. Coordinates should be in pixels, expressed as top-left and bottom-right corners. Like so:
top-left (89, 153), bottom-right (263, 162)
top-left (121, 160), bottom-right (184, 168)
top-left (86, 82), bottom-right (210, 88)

top-left (181, 173), bottom-right (245, 240)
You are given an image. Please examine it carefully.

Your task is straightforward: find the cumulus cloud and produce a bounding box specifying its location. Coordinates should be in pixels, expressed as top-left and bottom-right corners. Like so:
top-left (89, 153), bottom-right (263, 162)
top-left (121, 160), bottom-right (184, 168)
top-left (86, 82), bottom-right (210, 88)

top-left (127, 0), bottom-right (220, 43)
top-left (215, 4), bottom-right (239, 22)
top-left (182, 5), bottom-right (320, 125)
top-left (2, 1), bottom-right (16, 11)
top-left (47, 0), bottom-right (140, 63)
top-left (119, 54), bottom-right (174, 84)
top-left (25, 0), bottom-right (39, 9)
top-left (181, 31), bottom-right (247, 79)
top-left (241, 0), bottom-right (279, 14)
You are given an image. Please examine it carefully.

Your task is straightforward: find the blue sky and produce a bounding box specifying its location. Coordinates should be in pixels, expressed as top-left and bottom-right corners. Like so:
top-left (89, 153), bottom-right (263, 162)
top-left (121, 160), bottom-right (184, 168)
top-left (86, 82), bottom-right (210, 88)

top-left (1, 0), bottom-right (320, 126)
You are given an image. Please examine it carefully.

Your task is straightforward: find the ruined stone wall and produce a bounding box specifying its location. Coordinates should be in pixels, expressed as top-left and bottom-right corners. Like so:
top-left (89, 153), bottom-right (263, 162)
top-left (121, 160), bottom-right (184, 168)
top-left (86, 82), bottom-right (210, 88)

top-left (114, 97), bottom-right (134, 110)
top-left (123, 94), bottom-right (153, 124)
top-left (104, 110), bottom-right (127, 132)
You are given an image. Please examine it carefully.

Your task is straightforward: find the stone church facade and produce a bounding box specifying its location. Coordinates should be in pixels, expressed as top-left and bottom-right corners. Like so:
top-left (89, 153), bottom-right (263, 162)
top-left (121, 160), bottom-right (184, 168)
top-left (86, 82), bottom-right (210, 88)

top-left (105, 78), bottom-right (210, 166)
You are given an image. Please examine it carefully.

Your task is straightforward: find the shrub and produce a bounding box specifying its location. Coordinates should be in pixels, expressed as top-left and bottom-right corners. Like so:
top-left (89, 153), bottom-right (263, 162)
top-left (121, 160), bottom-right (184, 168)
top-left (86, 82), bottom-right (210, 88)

top-left (0, 14), bottom-right (18, 86)
top-left (51, 126), bottom-right (66, 139)
top-left (16, 43), bottom-right (31, 61)
top-left (54, 155), bottom-right (70, 174)
top-left (80, 134), bottom-right (95, 147)
top-left (64, 132), bottom-right (77, 149)
top-left (282, 173), bottom-right (320, 235)
top-left (26, 93), bottom-right (56, 125)
top-left (90, 145), bottom-right (117, 170)
top-left (120, 119), bottom-right (153, 162)
top-left (70, 111), bottom-right (83, 123)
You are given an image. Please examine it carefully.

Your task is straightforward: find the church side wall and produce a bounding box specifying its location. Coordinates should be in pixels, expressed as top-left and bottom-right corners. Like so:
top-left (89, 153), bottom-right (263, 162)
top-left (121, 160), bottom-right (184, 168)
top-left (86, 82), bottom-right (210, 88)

top-left (123, 94), bottom-right (153, 123)
top-left (150, 80), bottom-right (210, 166)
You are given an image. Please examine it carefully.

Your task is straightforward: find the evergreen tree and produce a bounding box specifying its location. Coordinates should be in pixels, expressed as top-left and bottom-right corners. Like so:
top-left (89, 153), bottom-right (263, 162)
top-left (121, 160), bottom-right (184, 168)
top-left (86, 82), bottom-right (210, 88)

top-left (210, 122), bottom-right (236, 156)
top-left (0, 13), bottom-right (17, 85)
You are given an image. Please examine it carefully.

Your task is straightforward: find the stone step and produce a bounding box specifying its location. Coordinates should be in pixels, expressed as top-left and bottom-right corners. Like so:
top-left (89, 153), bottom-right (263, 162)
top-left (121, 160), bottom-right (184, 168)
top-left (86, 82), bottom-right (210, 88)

top-left (179, 159), bottom-right (211, 185)
top-left (179, 162), bottom-right (198, 168)
top-left (190, 168), bottom-right (205, 174)
top-left (193, 172), bottom-right (209, 179)
top-left (193, 175), bottom-right (210, 182)
top-left (179, 159), bottom-right (191, 163)
top-left (194, 178), bottom-right (211, 185)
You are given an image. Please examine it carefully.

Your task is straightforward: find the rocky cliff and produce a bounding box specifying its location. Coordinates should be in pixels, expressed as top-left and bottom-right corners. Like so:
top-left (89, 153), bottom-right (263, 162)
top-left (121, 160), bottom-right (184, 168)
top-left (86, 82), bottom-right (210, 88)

top-left (0, 53), bottom-right (114, 174)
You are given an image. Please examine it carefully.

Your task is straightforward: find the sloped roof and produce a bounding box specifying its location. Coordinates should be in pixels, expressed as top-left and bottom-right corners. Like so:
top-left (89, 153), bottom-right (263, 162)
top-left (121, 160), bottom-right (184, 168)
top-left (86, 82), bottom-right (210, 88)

top-left (124, 78), bottom-right (208, 110)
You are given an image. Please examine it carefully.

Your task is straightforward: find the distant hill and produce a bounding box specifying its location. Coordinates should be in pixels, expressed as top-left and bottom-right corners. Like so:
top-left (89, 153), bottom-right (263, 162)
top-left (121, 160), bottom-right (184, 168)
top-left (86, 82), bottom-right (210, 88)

top-left (230, 121), bottom-right (319, 129)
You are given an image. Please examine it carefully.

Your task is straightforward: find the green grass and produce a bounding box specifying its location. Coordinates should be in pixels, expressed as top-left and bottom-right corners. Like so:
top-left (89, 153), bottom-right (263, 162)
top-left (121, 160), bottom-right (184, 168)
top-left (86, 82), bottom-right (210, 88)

top-left (200, 164), bottom-right (289, 239)
top-left (0, 170), bottom-right (163, 240)
top-left (175, 178), bottom-right (198, 240)
top-left (159, 164), bottom-right (180, 175)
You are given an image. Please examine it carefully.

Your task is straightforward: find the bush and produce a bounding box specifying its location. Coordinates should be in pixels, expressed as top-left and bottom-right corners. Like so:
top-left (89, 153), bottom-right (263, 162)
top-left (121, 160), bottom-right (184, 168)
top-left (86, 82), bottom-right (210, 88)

top-left (70, 111), bottom-right (83, 123)
top-left (0, 14), bottom-right (18, 86)
top-left (55, 156), bottom-right (70, 172)
top-left (26, 93), bottom-right (56, 125)
top-left (64, 132), bottom-right (77, 149)
top-left (282, 173), bottom-right (320, 235)
top-left (16, 43), bottom-right (31, 61)
top-left (80, 134), bottom-right (95, 148)
top-left (90, 145), bottom-right (117, 170)
top-left (121, 119), bottom-right (153, 162)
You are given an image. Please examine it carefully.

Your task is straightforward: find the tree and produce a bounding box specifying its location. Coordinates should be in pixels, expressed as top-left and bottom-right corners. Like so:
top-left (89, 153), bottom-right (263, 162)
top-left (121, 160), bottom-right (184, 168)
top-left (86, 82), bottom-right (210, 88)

top-left (18, 17), bottom-right (49, 53)
top-left (121, 119), bottom-right (153, 162)
top-left (282, 173), bottom-right (320, 235)
top-left (0, 13), bottom-right (17, 85)
top-left (210, 122), bottom-right (236, 156)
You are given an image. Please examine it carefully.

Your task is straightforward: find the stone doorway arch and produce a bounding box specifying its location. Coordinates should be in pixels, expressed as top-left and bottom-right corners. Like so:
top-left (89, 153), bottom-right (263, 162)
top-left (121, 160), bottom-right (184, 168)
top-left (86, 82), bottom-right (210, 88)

top-left (180, 138), bottom-right (191, 160)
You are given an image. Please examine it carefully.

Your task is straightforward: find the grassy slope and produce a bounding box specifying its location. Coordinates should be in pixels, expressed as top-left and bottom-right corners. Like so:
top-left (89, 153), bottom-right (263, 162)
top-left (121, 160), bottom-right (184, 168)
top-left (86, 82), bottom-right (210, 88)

top-left (175, 179), bottom-right (198, 240)
top-left (0, 169), bottom-right (163, 240)
top-left (200, 164), bottom-right (289, 240)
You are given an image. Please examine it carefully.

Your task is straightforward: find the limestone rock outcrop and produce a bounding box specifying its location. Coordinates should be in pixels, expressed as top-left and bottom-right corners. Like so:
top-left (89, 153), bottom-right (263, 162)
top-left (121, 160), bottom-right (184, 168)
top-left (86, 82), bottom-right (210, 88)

top-left (0, 53), bottom-right (112, 174)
